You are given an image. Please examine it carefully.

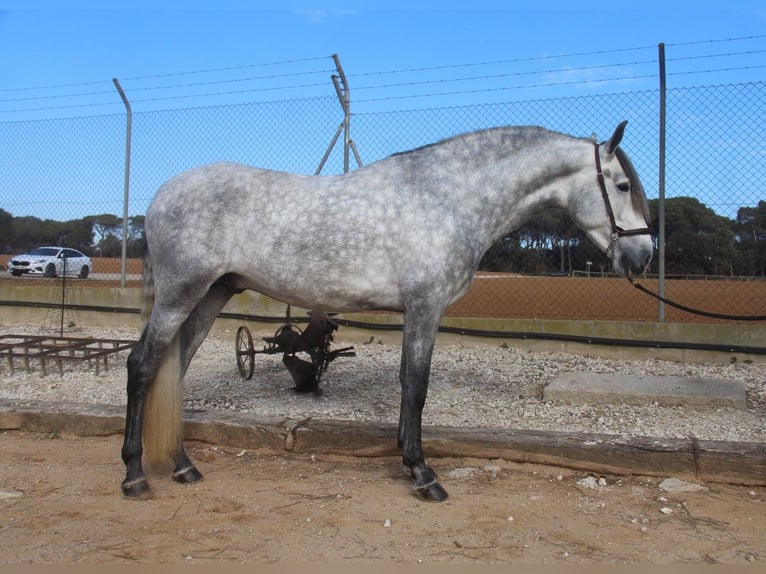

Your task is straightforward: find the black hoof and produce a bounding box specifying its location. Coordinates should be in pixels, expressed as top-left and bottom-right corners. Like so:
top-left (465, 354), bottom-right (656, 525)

top-left (121, 478), bottom-right (153, 500)
top-left (173, 465), bottom-right (204, 484)
top-left (413, 478), bottom-right (449, 502)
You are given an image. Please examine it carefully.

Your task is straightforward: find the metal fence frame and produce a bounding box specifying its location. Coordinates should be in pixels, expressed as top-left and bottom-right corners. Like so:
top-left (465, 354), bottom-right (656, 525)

top-left (2, 47), bottom-right (764, 331)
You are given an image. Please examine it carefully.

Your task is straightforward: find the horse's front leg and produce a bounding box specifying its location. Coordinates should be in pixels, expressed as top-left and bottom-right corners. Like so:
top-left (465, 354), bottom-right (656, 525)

top-left (398, 306), bottom-right (449, 502)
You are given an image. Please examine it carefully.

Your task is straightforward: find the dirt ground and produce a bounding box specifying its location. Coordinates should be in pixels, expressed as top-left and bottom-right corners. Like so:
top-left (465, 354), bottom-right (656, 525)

top-left (0, 430), bottom-right (763, 564)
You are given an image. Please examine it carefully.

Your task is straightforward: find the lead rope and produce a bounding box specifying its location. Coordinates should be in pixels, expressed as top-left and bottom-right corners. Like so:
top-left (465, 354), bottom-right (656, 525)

top-left (627, 276), bottom-right (766, 321)
top-left (593, 144), bottom-right (762, 321)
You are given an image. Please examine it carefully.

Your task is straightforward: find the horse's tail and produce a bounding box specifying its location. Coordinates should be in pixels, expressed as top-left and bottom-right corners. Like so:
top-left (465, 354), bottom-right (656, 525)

top-left (140, 251), bottom-right (184, 468)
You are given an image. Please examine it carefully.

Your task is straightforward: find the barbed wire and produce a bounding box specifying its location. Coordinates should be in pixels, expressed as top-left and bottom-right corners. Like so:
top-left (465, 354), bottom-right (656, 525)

top-left (0, 72), bottom-right (335, 104)
top-left (351, 46), bottom-right (656, 79)
top-left (353, 59), bottom-right (658, 93)
top-left (1, 35), bottom-right (763, 116)
top-left (0, 55), bottom-right (334, 93)
top-left (119, 55), bottom-right (333, 82)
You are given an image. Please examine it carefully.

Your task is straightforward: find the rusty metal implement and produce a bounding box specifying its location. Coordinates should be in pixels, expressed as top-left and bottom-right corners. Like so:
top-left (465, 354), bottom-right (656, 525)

top-left (235, 309), bottom-right (355, 393)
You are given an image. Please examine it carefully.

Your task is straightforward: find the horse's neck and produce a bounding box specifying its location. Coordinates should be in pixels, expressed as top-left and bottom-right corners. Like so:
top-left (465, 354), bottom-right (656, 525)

top-left (472, 139), bottom-right (585, 246)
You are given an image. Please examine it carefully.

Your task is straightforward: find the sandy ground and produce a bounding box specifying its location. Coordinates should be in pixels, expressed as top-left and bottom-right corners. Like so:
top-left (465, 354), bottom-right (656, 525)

top-left (0, 431), bottom-right (763, 564)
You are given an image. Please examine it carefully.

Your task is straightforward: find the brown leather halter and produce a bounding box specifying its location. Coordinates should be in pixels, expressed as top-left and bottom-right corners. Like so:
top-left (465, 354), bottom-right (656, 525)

top-left (594, 143), bottom-right (653, 261)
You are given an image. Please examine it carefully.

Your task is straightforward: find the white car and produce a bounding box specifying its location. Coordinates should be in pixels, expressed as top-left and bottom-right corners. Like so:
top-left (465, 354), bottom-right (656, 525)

top-left (8, 246), bottom-right (92, 279)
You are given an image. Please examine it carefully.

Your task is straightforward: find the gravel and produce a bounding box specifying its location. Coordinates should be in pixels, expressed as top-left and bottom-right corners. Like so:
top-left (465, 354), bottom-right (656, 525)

top-left (1, 323), bottom-right (764, 443)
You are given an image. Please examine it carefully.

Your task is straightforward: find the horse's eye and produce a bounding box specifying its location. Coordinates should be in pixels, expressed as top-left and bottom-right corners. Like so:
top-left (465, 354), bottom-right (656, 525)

top-left (616, 182), bottom-right (630, 193)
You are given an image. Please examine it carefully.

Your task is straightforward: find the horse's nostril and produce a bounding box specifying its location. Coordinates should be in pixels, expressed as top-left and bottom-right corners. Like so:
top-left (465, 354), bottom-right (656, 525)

top-left (621, 251), bottom-right (653, 276)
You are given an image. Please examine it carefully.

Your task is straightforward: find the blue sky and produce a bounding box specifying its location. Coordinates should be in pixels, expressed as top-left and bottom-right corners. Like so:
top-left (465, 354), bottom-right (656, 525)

top-left (0, 3), bottom-right (764, 222)
top-left (2, 2), bottom-right (764, 113)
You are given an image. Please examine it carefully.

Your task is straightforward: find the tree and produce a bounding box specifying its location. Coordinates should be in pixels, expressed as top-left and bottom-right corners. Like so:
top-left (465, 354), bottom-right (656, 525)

top-left (11, 216), bottom-right (57, 251)
top-left (126, 215), bottom-right (146, 257)
top-left (650, 197), bottom-right (736, 276)
top-left (547, 208), bottom-right (583, 274)
top-left (85, 214), bottom-right (122, 256)
top-left (0, 208), bottom-right (13, 252)
top-left (480, 235), bottom-right (522, 272)
top-left (571, 235), bottom-right (612, 276)
top-left (734, 201), bottom-right (766, 276)
top-left (4, 215), bottom-right (94, 254)
top-left (61, 218), bottom-right (95, 253)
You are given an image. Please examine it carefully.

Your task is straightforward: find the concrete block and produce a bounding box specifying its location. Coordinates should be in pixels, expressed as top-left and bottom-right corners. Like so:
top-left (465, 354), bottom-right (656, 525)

top-left (544, 372), bottom-right (746, 409)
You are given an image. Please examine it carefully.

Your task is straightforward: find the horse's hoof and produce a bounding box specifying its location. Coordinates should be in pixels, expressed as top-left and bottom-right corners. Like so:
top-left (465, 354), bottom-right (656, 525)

top-left (121, 478), bottom-right (153, 500)
top-left (173, 465), bottom-right (204, 484)
top-left (413, 478), bottom-right (449, 502)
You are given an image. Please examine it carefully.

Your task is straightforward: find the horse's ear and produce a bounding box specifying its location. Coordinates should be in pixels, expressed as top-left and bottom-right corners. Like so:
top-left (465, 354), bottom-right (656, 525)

top-left (604, 120), bottom-right (628, 155)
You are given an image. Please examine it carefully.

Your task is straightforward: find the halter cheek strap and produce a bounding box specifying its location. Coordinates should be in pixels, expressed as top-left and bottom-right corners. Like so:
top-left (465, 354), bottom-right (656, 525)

top-left (594, 143), bottom-right (652, 260)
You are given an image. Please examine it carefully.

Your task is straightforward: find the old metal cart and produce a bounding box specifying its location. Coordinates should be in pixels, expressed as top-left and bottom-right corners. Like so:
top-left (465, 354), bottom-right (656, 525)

top-left (235, 308), bottom-right (355, 393)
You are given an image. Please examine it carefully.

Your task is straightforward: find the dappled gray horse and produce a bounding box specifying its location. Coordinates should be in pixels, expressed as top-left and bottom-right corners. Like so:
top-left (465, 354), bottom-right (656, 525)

top-left (121, 121), bottom-right (652, 502)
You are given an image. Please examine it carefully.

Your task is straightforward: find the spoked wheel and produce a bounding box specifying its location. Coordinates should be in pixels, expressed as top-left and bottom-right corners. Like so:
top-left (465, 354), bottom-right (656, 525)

top-left (235, 325), bottom-right (255, 379)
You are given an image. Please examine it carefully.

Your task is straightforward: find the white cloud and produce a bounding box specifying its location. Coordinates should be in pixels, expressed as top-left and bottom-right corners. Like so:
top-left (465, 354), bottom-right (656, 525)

top-left (295, 8), bottom-right (359, 25)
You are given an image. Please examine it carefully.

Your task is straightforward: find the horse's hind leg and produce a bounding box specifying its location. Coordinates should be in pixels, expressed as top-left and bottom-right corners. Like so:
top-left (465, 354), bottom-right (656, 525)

top-left (398, 304), bottom-right (449, 502)
top-left (168, 283), bottom-right (235, 484)
top-left (122, 325), bottom-right (174, 500)
top-left (122, 283), bottom-right (234, 499)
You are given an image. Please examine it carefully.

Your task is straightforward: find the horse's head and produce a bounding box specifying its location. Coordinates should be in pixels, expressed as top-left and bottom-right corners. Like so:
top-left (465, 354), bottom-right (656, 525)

top-left (571, 121), bottom-right (653, 276)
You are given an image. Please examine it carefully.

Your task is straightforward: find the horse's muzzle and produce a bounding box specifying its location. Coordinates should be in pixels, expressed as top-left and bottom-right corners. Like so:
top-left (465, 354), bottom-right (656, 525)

top-left (618, 247), bottom-right (653, 278)
top-left (611, 232), bottom-right (653, 277)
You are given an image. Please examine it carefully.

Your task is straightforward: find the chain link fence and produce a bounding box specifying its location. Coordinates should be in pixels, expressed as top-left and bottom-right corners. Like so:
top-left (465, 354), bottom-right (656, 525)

top-left (1, 77), bottom-right (764, 327)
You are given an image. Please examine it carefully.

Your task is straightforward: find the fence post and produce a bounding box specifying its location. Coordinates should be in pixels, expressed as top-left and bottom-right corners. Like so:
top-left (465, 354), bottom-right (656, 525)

top-left (113, 78), bottom-right (132, 288)
top-left (316, 53), bottom-right (362, 174)
top-left (657, 43), bottom-right (667, 322)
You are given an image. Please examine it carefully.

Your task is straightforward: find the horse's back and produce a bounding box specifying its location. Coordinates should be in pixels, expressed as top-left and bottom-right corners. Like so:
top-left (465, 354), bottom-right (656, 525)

top-left (142, 126), bottom-right (570, 311)
top-left (149, 162), bottom-right (303, 217)
top-left (144, 161), bottom-right (447, 311)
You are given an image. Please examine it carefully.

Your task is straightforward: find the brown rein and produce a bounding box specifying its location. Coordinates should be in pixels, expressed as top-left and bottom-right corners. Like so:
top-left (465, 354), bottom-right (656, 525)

top-left (594, 143), bottom-right (652, 251)
top-left (595, 144), bottom-right (763, 321)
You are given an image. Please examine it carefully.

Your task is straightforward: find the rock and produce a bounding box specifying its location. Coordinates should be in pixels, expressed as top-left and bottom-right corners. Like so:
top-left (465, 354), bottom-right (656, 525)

top-left (446, 467), bottom-right (478, 479)
top-left (659, 478), bottom-right (708, 494)
top-left (576, 476), bottom-right (601, 490)
top-left (0, 489), bottom-right (23, 500)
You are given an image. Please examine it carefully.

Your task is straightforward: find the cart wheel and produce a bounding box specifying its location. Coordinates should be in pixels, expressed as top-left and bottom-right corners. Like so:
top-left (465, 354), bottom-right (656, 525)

top-left (235, 326), bottom-right (255, 379)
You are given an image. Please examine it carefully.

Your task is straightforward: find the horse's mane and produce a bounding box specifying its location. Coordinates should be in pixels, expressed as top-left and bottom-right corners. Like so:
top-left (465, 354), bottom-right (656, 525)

top-left (388, 126), bottom-right (557, 159)
top-left (615, 147), bottom-right (652, 226)
top-left (387, 127), bottom-right (652, 228)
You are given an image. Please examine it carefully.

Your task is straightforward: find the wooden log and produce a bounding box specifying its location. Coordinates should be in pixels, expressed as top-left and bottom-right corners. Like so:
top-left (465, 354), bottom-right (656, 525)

top-left (1, 400), bottom-right (763, 486)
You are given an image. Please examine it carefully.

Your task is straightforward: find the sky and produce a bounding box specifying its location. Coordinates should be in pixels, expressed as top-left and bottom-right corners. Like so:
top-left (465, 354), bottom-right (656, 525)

top-left (0, 2), bottom-right (764, 222)
top-left (1, 2), bottom-right (764, 114)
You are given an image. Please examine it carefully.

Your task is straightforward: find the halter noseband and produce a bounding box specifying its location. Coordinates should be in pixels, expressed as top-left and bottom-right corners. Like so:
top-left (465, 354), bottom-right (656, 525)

top-left (594, 143), bottom-right (652, 261)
